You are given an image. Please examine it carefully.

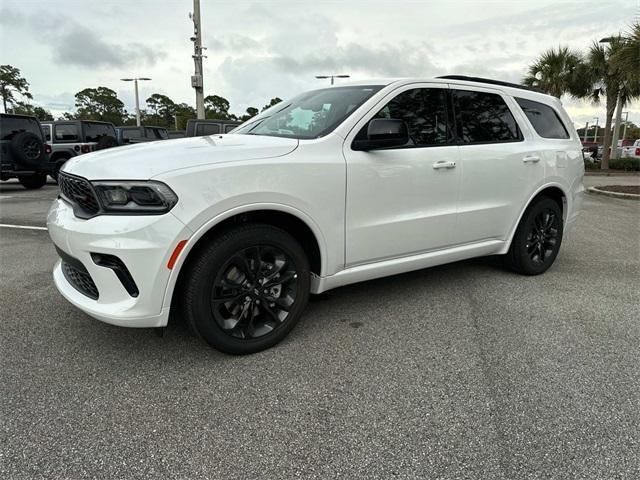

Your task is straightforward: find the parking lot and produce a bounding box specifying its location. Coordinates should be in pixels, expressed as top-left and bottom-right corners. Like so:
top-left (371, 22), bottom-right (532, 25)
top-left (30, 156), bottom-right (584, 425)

top-left (1, 176), bottom-right (639, 479)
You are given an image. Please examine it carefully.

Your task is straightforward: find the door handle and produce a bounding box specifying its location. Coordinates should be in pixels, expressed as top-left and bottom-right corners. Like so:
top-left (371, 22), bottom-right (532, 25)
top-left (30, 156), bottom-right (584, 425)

top-left (433, 161), bottom-right (456, 169)
top-left (523, 155), bottom-right (541, 163)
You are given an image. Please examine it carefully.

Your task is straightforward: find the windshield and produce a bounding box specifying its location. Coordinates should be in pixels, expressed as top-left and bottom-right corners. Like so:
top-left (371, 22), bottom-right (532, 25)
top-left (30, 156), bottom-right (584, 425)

top-left (235, 85), bottom-right (383, 139)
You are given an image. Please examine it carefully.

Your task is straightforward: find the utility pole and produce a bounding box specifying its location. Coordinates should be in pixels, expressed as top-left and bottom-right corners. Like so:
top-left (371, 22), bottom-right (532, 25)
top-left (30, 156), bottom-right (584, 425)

top-left (315, 74), bottom-right (350, 85)
top-left (190, 0), bottom-right (206, 119)
top-left (593, 117), bottom-right (599, 143)
top-left (121, 77), bottom-right (151, 127)
top-left (583, 121), bottom-right (589, 143)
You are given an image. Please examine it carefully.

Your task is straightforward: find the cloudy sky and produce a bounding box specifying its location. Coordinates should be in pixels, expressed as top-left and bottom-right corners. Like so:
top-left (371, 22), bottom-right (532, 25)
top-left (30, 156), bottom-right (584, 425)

top-left (1, 0), bottom-right (638, 128)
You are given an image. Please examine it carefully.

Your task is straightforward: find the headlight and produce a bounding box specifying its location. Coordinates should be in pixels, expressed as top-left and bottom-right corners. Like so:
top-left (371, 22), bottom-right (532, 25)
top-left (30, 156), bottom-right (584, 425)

top-left (92, 181), bottom-right (178, 214)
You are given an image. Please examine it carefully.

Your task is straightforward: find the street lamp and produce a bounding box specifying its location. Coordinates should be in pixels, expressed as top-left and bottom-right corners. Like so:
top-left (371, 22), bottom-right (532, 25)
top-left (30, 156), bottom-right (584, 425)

top-left (121, 77), bottom-right (152, 126)
top-left (315, 74), bottom-right (350, 85)
top-left (592, 117), bottom-right (599, 143)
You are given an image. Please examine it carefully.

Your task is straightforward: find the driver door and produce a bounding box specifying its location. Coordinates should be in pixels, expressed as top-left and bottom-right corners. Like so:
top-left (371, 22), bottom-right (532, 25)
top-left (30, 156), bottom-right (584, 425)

top-left (343, 84), bottom-right (461, 266)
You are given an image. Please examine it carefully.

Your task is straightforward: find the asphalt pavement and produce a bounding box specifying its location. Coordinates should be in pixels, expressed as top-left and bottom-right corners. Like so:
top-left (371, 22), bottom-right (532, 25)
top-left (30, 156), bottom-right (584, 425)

top-left (1, 176), bottom-right (639, 479)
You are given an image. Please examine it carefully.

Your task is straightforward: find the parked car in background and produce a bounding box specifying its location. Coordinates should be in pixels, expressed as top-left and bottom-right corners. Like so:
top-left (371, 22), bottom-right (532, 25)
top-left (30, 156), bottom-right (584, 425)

top-left (621, 139), bottom-right (640, 158)
top-left (167, 130), bottom-right (185, 139)
top-left (41, 120), bottom-right (118, 181)
top-left (116, 126), bottom-right (169, 145)
top-left (185, 119), bottom-right (240, 137)
top-left (0, 113), bottom-right (51, 189)
top-left (581, 141), bottom-right (600, 161)
top-left (48, 76), bottom-right (584, 355)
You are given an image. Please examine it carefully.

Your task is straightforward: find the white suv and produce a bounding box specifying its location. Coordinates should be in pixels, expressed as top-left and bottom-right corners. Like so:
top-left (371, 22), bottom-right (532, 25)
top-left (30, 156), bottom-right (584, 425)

top-left (47, 76), bottom-right (584, 354)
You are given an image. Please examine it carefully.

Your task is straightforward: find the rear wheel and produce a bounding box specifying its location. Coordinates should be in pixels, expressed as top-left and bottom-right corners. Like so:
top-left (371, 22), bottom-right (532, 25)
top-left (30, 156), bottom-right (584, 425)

top-left (182, 224), bottom-right (310, 354)
top-left (18, 173), bottom-right (47, 190)
top-left (505, 197), bottom-right (563, 275)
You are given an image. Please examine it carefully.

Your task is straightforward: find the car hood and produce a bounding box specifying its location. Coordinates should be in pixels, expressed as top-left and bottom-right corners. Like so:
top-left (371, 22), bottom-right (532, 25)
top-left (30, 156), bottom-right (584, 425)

top-left (61, 134), bottom-right (299, 180)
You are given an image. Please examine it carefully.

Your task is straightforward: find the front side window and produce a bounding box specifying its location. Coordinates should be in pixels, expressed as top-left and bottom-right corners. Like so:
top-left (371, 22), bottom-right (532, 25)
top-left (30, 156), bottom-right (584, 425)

top-left (516, 98), bottom-right (569, 139)
top-left (84, 123), bottom-right (115, 142)
top-left (454, 90), bottom-right (521, 144)
top-left (238, 85), bottom-right (383, 139)
top-left (366, 88), bottom-right (453, 146)
top-left (54, 124), bottom-right (79, 141)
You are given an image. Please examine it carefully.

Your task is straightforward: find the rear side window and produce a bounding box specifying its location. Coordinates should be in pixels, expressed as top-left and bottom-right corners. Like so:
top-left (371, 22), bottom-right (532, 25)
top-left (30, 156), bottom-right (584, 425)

top-left (196, 123), bottom-right (220, 136)
top-left (370, 88), bottom-right (453, 146)
top-left (0, 116), bottom-right (43, 140)
top-left (54, 124), bottom-right (79, 141)
top-left (515, 98), bottom-right (569, 139)
top-left (123, 128), bottom-right (142, 140)
top-left (85, 123), bottom-right (115, 142)
top-left (42, 125), bottom-right (51, 141)
top-left (454, 90), bottom-right (521, 144)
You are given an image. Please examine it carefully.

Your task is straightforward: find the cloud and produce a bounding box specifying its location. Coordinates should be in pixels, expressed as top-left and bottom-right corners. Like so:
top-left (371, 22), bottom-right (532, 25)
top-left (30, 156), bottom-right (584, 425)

top-left (0, 8), bottom-right (165, 69)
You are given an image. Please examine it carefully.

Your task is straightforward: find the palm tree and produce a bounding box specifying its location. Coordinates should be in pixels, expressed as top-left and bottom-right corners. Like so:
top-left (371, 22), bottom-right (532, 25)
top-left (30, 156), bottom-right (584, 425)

top-left (611, 23), bottom-right (640, 80)
top-left (523, 46), bottom-right (587, 98)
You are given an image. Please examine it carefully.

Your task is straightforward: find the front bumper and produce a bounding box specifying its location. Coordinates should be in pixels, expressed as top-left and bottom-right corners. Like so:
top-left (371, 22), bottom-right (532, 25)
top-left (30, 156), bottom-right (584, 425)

top-left (47, 198), bottom-right (192, 327)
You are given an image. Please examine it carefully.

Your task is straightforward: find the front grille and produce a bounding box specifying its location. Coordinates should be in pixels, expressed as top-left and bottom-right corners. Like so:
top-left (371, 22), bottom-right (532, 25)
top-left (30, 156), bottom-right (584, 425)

top-left (58, 172), bottom-right (100, 217)
top-left (62, 261), bottom-right (99, 300)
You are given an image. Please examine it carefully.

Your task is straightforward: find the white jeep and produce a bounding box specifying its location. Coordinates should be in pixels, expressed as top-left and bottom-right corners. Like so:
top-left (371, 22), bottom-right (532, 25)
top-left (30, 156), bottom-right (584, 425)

top-left (48, 76), bottom-right (584, 354)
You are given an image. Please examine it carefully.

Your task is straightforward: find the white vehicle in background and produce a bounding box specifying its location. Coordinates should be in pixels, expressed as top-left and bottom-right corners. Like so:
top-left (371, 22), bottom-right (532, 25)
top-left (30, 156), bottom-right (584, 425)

top-left (47, 75), bottom-right (584, 354)
top-left (621, 139), bottom-right (640, 158)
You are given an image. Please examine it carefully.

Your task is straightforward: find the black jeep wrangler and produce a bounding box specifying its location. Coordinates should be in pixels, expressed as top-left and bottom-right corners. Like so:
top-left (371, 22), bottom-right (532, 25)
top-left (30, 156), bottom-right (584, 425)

top-left (0, 113), bottom-right (51, 189)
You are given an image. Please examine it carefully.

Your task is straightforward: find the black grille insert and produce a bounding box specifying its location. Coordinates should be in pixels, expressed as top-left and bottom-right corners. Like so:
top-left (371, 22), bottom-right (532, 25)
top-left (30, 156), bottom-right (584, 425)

top-left (58, 172), bottom-right (100, 218)
top-left (62, 261), bottom-right (99, 300)
top-left (91, 253), bottom-right (139, 297)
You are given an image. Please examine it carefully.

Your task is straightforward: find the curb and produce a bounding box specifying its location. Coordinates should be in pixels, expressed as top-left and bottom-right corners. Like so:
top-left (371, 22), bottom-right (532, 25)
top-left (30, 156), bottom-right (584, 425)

top-left (587, 186), bottom-right (640, 200)
top-left (585, 171), bottom-right (640, 176)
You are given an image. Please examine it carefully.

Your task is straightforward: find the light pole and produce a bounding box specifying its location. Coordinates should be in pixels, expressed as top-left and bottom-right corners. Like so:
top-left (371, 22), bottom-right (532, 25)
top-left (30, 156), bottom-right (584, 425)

top-left (121, 77), bottom-right (151, 127)
top-left (315, 74), bottom-right (350, 85)
top-left (622, 111), bottom-right (629, 142)
top-left (592, 117), bottom-right (599, 143)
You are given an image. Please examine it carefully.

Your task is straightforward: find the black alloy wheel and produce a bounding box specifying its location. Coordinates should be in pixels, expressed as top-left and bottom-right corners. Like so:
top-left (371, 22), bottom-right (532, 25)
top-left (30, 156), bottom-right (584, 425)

top-left (211, 245), bottom-right (299, 339)
top-left (505, 196), bottom-right (564, 275)
top-left (183, 224), bottom-right (310, 354)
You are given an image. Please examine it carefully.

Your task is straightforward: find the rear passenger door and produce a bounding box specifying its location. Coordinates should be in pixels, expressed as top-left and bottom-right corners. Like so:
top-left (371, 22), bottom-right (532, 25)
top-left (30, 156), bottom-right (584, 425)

top-left (451, 86), bottom-right (544, 244)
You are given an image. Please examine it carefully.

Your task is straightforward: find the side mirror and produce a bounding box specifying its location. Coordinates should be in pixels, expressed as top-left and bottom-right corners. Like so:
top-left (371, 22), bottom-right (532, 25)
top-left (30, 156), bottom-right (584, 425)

top-left (352, 118), bottom-right (409, 151)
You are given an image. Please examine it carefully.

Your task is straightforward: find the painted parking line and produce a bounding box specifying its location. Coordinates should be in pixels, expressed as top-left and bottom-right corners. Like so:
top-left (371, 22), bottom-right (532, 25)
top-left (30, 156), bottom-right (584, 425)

top-left (0, 224), bottom-right (48, 231)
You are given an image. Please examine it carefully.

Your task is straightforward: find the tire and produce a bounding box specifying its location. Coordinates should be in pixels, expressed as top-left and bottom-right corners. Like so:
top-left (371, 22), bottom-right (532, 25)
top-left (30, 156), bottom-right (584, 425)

top-left (18, 173), bottom-right (47, 190)
top-left (505, 197), bottom-right (563, 275)
top-left (95, 135), bottom-right (118, 150)
top-left (50, 159), bottom-right (68, 182)
top-left (10, 132), bottom-right (46, 169)
top-left (182, 224), bottom-right (311, 355)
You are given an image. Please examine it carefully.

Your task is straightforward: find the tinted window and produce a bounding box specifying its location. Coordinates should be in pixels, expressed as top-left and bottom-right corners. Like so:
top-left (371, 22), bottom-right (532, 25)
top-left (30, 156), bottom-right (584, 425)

top-left (146, 127), bottom-right (168, 139)
top-left (516, 98), bottom-right (569, 139)
top-left (122, 128), bottom-right (142, 140)
top-left (224, 124), bottom-right (236, 133)
top-left (454, 90), bottom-right (520, 144)
top-left (0, 116), bottom-right (43, 140)
top-left (370, 88), bottom-right (452, 146)
top-left (196, 123), bottom-right (220, 136)
top-left (54, 124), bottom-right (79, 141)
top-left (85, 123), bottom-right (115, 142)
top-left (42, 124), bottom-right (51, 141)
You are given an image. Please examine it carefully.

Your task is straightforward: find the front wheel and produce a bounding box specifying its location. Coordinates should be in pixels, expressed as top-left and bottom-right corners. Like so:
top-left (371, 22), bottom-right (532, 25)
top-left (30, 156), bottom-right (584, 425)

top-left (182, 224), bottom-right (310, 354)
top-left (505, 197), bottom-right (563, 275)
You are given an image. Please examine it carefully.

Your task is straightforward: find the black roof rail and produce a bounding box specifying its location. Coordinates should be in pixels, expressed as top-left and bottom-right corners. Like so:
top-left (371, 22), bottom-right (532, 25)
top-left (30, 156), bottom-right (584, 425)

top-left (436, 75), bottom-right (546, 94)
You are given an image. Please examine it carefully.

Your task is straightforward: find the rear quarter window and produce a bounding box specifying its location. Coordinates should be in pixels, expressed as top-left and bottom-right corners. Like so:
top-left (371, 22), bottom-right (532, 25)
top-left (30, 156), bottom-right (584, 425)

top-left (0, 116), bottom-right (43, 141)
top-left (84, 123), bottom-right (116, 142)
top-left (515, 98), bottom-right (569, 139)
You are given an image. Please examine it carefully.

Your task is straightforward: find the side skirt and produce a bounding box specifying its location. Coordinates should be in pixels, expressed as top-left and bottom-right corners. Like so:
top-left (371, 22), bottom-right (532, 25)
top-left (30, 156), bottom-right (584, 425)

top-left (310, 239), bottom-right (504, 294)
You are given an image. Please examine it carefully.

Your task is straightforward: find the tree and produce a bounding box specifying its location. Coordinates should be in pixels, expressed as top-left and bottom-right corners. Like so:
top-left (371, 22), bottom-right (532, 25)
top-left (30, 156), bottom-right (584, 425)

top-left (262, 97), bottom-right (283, 112)
top-left (74, 87), bottom-right (127, 124)
top-left (240, 107), bottom-right (259, 122)
top-left (611, 23), bottom-right (640, 83)
top-left (522, 47), bottom-right (588, 98)
top-left (174, 102), bottom-right (197, 130)
top-left (204, 94), bottom-right (231, 119)
top-left (12, 101), bottom-right (54, 120)
top-left (0, 65), bottom-right (33, 113)
top-left (146, 93), bottom-right (176, 128)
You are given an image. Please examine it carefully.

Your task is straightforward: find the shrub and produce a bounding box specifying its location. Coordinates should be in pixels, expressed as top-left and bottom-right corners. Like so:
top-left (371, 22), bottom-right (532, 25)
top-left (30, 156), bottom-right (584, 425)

top-left (609, 157), bottom-right (640, 171)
